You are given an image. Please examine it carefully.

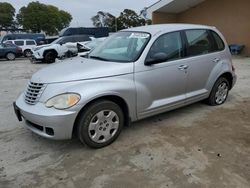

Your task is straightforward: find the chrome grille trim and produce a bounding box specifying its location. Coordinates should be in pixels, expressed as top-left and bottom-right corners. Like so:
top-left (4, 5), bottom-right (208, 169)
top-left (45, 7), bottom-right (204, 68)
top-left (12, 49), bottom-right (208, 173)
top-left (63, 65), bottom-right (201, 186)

top-left (24, 82), bottom-right (46, 105)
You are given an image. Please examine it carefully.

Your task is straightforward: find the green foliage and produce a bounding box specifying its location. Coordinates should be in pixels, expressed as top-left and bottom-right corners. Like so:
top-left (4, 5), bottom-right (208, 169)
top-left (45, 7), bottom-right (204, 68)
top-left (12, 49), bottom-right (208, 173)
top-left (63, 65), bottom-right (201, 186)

top-left (17, 1), bottom-right (72, 35)
top-left (91, 9), bottom-right (152, 32)
top-left (91, 11), bottom-right (116, 32)
top-left (117, 9), bottom-right (146, 29)
top-left (0, 2), bottom-right (15, 29)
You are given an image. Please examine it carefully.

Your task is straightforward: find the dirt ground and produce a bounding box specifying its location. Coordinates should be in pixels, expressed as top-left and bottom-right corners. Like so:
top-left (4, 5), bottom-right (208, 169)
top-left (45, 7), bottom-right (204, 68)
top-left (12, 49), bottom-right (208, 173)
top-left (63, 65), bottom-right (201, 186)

top-left (0, 57), bottom-right (249, 188)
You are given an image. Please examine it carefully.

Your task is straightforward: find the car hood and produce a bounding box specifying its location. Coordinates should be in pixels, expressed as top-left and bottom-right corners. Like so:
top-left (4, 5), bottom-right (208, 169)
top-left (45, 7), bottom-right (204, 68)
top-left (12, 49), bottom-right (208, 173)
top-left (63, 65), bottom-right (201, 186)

top-left (31, 57), bottom-right (134, 84)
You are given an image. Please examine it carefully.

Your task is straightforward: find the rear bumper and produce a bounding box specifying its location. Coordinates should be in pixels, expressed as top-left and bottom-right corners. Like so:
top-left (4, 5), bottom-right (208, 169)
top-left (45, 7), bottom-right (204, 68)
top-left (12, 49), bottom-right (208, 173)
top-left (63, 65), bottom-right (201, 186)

top-left (15, 94), bottom-right (79, 140)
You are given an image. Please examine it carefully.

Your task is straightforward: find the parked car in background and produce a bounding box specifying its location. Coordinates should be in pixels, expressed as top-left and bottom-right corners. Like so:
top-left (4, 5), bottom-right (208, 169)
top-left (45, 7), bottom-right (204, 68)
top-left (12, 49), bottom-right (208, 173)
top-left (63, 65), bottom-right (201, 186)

top-left (5, 39), bottom-right (37, 57)
top-left (14, 24), bottom-right (236, 148)
top-left (59, 27), bottom-right (109, 38)
top-left (31, 35), bottom-right (92, 63)
top-left (0, 43), bottom-right (22, 60)
top-left (77, 37), bottom-right (107, 56)
top-left (0, 33), bottom-right (45, 45)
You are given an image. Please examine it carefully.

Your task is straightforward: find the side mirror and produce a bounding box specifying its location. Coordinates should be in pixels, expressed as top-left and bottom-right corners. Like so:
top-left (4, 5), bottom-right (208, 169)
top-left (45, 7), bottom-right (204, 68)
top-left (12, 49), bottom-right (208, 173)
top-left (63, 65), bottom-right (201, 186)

top-left (59, 42), bottom-right (63, 46)
top-left (145, 52), bottom-right (168, 66)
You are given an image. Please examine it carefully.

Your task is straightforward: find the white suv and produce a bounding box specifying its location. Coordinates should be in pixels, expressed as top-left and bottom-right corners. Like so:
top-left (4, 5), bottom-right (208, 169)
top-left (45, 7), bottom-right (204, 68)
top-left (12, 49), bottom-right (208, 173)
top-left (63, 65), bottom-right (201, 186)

top-left (5, 39), bottom-right (37, 57)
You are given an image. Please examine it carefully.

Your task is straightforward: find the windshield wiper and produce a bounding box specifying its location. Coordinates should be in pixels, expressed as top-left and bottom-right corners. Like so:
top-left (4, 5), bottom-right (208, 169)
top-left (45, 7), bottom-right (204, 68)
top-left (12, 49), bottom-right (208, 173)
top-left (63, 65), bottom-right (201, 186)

top-left (89, 55), bottom-right (109, 61)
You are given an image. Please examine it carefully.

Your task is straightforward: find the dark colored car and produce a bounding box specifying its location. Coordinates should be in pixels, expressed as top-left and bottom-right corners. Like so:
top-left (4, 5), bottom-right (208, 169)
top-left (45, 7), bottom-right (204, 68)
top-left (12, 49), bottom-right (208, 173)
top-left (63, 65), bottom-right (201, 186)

top-left (0, 43), bottom-right (23, 60)
top-left (59, 27), bottom-right (109, 38)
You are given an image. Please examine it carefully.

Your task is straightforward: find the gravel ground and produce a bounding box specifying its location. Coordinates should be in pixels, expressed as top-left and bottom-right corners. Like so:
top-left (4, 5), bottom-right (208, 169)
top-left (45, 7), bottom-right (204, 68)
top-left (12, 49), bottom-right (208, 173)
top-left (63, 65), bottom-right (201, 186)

top-left (0, 57), bottom-right (249, 188)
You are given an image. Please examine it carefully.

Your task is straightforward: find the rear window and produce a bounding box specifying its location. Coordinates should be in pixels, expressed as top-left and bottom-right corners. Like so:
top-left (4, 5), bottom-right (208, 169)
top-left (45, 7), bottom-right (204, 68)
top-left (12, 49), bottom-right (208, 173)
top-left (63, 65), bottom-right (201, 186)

top-left (14, 41), bottom-right (24, 46)
top-left (185, 29), bottom-right (213, 57)
top-left (210, 31), bottom-right (225, 51)
top-left (26, 40), bottom-right (36, 45)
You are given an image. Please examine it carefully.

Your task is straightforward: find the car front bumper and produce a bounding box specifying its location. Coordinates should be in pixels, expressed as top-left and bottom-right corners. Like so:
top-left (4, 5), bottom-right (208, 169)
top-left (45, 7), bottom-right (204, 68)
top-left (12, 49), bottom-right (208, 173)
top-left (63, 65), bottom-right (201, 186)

top-left (14, 94), bottom-right (79, 140)
top-left (30, 51), bottom-right (43, 62)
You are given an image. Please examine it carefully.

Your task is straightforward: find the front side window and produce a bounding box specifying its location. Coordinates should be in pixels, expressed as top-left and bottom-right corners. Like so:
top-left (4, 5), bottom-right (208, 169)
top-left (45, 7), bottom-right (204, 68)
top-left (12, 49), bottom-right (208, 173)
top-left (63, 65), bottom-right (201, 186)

top-left (89, 32), bottom-right (150, 62)
top-left (14, 41), bottom-right (24, 46)
top-left (185, 30), bottom-right (213, 56)
top-left (147, 32), bottom-right (183, 63)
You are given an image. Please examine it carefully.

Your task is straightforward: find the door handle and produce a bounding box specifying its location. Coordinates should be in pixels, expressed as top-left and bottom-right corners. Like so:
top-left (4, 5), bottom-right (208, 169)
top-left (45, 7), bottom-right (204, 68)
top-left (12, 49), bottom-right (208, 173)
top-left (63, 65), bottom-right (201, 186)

top-left (178, 65), bottom-right (189, 70)
top-left (213, 58), bottom-right (220, 63)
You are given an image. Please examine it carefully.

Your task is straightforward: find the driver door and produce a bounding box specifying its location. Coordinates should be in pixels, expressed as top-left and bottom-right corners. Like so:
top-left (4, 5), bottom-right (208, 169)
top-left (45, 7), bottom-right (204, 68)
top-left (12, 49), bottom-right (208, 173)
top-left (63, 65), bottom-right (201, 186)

top-left (135, 31), bottom-right (188, 119)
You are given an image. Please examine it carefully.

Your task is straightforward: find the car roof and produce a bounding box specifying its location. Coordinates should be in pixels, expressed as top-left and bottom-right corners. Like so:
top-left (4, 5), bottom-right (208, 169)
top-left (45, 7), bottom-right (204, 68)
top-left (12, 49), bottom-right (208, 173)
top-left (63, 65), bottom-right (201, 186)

top-left (8, 39), bottom-right (36, 41)
top-left (123, 24), bottom-right (216, 36)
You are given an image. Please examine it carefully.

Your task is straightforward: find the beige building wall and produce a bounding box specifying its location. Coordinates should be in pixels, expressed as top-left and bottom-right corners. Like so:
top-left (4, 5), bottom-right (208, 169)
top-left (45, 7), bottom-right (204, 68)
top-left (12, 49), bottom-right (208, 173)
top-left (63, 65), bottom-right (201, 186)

top-left (152, 0), bottom-right (250, 55)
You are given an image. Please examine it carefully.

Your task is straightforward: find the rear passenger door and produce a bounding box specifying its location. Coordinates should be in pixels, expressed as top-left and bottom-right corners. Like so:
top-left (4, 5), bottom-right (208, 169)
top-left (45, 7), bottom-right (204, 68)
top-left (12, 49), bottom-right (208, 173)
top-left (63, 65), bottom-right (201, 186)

top-left (183, 29), bottom-right (224, 102)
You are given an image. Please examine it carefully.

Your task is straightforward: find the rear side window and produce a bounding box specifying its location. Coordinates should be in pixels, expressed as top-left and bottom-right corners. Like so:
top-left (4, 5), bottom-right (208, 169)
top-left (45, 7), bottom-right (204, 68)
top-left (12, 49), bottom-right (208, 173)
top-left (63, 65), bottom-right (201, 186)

top-left (185, 30), bottom-right (213, 56)
top-left (14, 41), bottom-right (24, 46)
top-left (210, 31), bottom-right (225, 51)
top-left (26, 40), bottom-right (36, 45)
top-left (147, 31), bottom-right (183, 62)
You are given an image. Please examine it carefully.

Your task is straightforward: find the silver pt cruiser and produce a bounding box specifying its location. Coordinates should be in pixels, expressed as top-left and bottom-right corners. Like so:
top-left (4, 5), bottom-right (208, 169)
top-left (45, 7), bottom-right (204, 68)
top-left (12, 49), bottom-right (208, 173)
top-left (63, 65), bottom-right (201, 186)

top-left (14, 24), bottom-right (237, 148)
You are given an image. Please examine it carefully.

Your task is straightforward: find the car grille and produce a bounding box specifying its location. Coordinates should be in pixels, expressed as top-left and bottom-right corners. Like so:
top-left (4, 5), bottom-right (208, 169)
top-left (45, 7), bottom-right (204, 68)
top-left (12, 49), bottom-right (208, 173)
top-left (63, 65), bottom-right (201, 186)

top-left (24, 82), bottom-right (46, 105)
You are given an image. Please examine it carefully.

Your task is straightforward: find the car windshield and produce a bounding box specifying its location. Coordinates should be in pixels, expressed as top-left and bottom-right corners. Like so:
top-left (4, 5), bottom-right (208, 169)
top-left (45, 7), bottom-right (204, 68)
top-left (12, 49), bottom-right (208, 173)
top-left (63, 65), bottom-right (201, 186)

top-left (88, 32), bottom-right (150, 62)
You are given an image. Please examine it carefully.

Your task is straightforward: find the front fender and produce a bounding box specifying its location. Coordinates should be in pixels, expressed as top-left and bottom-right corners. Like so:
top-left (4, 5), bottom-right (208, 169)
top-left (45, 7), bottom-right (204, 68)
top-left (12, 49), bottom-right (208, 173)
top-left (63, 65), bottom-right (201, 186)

top-left (39, 74), bottom-right (137, 121)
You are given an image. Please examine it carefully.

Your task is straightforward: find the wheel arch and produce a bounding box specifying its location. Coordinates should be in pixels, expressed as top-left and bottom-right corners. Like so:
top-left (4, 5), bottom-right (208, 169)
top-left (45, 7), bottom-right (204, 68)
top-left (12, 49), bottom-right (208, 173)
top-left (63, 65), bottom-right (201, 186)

top-left (72, 95), bottom-right (131, 137)
top-left (43, 49), bottom-right (58, 57)
top-left (219, 72), bottom-right (233, 90)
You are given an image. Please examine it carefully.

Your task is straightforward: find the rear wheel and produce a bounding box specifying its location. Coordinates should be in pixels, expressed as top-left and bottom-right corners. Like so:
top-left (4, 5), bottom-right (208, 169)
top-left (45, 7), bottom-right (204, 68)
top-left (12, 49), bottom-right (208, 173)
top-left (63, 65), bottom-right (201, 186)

top-left (44, 51), bottom-right (56, 63)
top-left (24, 49), bottom-right (32, 57)
top-left (77, 100), bottom-right (124, 148)
top-left (207, 77), bottom-right (230, 106)
top-left (6, 52), bottom-right (16, 61)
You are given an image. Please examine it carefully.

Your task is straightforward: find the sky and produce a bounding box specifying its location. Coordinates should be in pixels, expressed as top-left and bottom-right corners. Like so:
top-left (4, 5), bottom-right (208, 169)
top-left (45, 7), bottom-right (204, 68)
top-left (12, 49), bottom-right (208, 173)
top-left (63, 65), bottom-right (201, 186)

top-left (2, 0), bottom-right (157, 27)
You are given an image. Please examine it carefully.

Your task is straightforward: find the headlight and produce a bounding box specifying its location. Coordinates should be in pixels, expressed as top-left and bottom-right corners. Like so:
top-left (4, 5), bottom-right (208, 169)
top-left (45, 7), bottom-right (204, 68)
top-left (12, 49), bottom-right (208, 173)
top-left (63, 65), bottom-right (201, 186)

top-left (45, 93), bottom-right (80, 109)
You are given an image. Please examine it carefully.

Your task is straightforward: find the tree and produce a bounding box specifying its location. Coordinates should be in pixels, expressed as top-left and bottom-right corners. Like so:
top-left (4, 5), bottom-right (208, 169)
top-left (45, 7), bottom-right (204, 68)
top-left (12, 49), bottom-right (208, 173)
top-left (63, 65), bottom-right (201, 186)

top-left (91, 9), bottom-right (152, 32)
top-left (0, 2), bottom-right (15, 29)
top-left (91, 11), bottom-right (116, 32)
top-left (17, 2), bottom-right (72, 35)
top-left (117, 9), bottom-right (147, 30)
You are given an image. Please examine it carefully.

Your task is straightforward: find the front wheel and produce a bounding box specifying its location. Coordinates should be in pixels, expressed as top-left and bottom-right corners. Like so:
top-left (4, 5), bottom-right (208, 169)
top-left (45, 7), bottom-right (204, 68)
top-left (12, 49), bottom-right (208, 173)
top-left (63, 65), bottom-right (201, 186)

top-left (24, 49), bottom-right (32, 57)
top-left (6, 52), bottom-right (16, 61)
top-left (207, 77), bottom-right (230, 106)
top-left (44, 51), bottom-right (56, 63)
top-left (77, 100), bottom-right (124, 148)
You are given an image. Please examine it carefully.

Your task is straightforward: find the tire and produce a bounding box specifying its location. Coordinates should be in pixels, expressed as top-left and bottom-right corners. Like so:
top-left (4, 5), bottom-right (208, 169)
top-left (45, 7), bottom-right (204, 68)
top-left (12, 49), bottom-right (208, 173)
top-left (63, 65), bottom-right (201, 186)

top-left (207, 77), bottom-right (230, 106)
top-left (6, 52), bottom-right (16, 61)
top-left (44, 51), bottom-right (56, 63)
top-left (24, 49), bottom-right (32, 57)
top-left (76, 100), bottom-right (124, 148)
